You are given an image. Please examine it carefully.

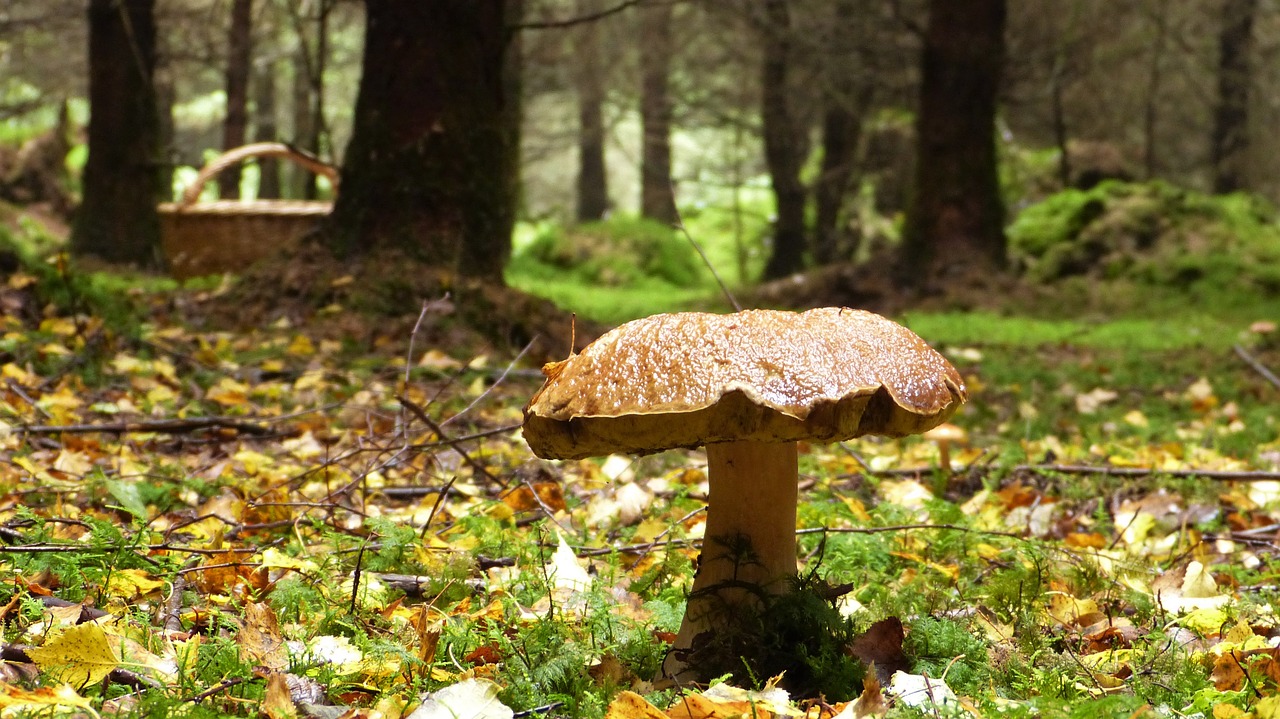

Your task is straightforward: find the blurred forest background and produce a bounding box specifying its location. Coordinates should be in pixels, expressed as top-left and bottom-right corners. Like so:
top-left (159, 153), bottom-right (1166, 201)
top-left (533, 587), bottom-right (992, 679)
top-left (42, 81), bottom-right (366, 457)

top-left (1, 0), bottom-right (1278, 335)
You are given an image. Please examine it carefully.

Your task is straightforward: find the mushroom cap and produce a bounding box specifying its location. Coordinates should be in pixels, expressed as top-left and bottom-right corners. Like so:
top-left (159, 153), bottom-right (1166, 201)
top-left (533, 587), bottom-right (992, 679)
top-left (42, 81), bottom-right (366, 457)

top-left (523, 307), bottom-right (967, 460)
top-left (923, 422), bottom-right (969, 444)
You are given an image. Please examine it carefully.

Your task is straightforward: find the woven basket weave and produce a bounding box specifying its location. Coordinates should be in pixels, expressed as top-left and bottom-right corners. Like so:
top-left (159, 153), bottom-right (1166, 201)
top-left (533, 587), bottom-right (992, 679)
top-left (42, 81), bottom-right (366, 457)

top-left (158, 142), bottom-right (337, 278)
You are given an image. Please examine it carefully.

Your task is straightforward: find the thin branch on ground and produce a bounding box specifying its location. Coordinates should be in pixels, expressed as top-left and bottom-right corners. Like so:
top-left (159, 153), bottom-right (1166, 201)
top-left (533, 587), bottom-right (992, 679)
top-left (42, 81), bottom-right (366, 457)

top-left (16, 416), bottom-right (278, 436)
top-left (397, 394), bottom-right (508, 488)
top-left (1016, 464), bottom-right (1280, 481)
top-left (1234, 343), bottom-right (1280, 391)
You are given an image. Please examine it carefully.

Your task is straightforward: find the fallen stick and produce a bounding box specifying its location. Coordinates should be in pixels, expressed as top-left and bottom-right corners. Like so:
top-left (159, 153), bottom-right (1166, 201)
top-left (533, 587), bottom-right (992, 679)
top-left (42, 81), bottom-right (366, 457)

top-left (1015, 463), bottom-right (1280, 481)
top-left (1234, 343), bottom-right (1280, 391)
top-left (15, 416), bottom-right (277, 436)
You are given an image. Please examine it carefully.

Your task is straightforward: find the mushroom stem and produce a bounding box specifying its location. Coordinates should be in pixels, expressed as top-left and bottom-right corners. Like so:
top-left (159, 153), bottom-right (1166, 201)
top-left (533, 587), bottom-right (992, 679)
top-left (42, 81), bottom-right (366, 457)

top-left (664, 440), bottom-right (799, 679)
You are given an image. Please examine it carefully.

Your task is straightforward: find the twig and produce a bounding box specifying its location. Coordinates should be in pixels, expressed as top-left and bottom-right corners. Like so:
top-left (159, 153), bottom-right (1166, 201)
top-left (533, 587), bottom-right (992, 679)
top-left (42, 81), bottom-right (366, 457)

top-left (675, 220), bottom-right (740, 311)
top-left (16, 416), bottom-right (277, 437)
top-left (516, 0), bottom-right (650, 30)
top-left (564, 522), bottom-right (1025, 556)
top-left (1234, 343), bottom-right (1280, 391)
top-left (440, 340), bottom-right (534, 428)
top-left (185, 675), bottom-right (254, 703)
top-left (4, 379), bottom-right (51, 419)
top-left (1015, 464), bottom-right (1280, 481)
top-left (397, 395), bottom-right (508, 488)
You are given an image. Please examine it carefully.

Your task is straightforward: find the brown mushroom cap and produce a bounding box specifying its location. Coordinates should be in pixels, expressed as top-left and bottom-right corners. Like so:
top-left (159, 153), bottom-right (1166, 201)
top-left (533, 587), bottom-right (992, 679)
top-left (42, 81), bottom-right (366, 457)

top-left (523, 307), bottom-right (966, 460)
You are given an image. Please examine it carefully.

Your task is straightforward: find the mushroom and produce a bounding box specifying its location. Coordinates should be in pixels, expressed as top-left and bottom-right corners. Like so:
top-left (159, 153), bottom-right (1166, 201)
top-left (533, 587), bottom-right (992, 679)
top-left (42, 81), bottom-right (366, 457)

top-left (923, 422), bottom-right (969, 472)
top-left (521, 307), bottom-right (966, 679)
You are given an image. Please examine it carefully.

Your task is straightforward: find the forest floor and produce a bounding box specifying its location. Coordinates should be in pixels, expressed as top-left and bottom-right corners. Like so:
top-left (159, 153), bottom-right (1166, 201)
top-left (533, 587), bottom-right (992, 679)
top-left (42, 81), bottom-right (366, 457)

top-left (0, 229), bottom-right (1278, 718)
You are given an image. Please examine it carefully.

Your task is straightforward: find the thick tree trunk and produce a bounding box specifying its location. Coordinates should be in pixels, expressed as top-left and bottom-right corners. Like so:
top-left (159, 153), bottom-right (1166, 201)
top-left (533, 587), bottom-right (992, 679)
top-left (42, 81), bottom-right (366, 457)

top-left (324, 0), bottom-right (520, 281)
top-left (638, 1), bottom-right (677, 225)
top-left (254, 59), bottom-right (281, 199)
top-left (760, 0), bottom-right (807, 280)
top-left (1211, 0), bottom-right (1256, 194)
top-left (71, 0), bottom-right (163, 268)
top-left (575, 0), bottom-right (609, 222)
top-left (813, 0), bottom-right (870, 266)
top-left (219, 0), bottom-right (253, 199)
top-left (898, 0), bottom-right (1007, 285)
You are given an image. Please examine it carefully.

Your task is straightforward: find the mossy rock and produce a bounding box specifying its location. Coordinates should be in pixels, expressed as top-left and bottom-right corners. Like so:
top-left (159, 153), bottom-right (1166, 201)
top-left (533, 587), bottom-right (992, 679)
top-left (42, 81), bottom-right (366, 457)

top-left (1009, 181), bottom-right (1280, 295)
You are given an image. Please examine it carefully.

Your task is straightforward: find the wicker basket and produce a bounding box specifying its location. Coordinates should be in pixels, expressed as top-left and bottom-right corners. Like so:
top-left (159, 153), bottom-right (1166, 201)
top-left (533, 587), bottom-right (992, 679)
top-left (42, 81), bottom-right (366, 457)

top-left (158, 142), bottom-right (338, 278)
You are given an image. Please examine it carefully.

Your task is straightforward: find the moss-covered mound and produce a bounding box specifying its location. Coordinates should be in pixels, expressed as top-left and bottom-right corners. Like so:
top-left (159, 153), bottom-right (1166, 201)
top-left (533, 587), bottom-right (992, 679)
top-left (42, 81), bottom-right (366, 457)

top-left (1008, 181), bottom-right (1280, 295)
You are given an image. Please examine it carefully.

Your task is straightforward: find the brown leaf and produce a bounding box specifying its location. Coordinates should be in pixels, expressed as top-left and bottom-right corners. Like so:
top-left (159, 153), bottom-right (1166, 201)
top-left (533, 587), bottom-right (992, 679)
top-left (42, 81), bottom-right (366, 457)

top-left (502, 482), bottom-right (566, 513)
top-left (850, 617), bottom-right (908, 683)
top-left (262, 671), bottom-right (297, 719)
top-left (848, 671), bottom-right (887, 717)
top-left (238, 601), bottom-right (288, 671)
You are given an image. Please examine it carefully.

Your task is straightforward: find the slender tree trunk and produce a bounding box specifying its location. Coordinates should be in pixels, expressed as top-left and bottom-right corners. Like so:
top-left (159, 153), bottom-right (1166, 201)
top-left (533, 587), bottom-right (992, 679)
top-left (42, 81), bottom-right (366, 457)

top-left (1142, 0), bottom-right (1168, 180)
top-left (1211, 0), bottom-right (1256, 194)
top-left (323, 0), bottom-right (520, 281)
top-left (813, 0), bottom-right (870, 266)
top-left (638, 1), bottom-right (677, 224)
top-left (71, 0), bottom-right (163, 268)
top-left (898, 0), bottom-right (1007, 285)
top-left (254, 59), bottom-right (281, 199)
top-left (760, 0), bottom-right (807, 280)
top-left (575, 0), bottom-right (608, 222)
top-left (291, 44), bottom-right (314, 199)
top-left (219, 0), bottom-right (253, 199)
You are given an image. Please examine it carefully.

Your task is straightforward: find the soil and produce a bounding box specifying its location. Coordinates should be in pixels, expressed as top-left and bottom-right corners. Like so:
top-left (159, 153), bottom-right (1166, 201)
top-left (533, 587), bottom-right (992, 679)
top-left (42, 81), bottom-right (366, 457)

top-left (181, 239), bottom-right (605, 366)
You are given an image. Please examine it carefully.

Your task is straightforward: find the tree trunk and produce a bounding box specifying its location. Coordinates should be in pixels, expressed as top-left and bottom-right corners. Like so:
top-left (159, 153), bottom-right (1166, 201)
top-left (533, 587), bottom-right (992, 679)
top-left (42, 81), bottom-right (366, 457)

top-left (1211, 0), bottom-right (1256, 194)
top-left (575, 0), bottom-right (609, 222)
top-left (1141, 0), bottom-right (1169, 180)
top-left (219, 0), bottom-right (253, 199)
top-left (71, 0), bottom-right (163, 268)
top-left (760, 0), bottom-right (807, 280)
top-left (638, 1), bottom-right (677, 225)
top-left (813, 0), bottom-right (870, 266)
top-left (254, 59), bottom-right (281, 199)
top-left (898, 0), bottom-right (1007, 285)
top-left (291, 43), bottom-right (315, 199)
top-left (323, 0), bottom-right (520, 281)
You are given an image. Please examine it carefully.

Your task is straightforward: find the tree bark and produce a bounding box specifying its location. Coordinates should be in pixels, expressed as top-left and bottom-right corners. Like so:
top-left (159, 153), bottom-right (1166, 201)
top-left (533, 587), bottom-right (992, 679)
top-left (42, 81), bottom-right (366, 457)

top-left (898, 0), bottom-right (1007, 285)
top-left (760, 0), bottom-right (807, 280)
top-left (219, 0), bottom-right (253, 199)
top-left (574, 0), bottom-right (609, 222)
top-left (813, 0), bottom-right (870, 266)
top-left (71, 0), bottom-right (163, 268)
top-left (638, 1), bottom-right (677, 225)
top-left (323, 0), bottom-right (521, 281)
top-left (1211, 0), bottom-right (1256, 194)
top-left (254, 59), bottom-right (281, 199)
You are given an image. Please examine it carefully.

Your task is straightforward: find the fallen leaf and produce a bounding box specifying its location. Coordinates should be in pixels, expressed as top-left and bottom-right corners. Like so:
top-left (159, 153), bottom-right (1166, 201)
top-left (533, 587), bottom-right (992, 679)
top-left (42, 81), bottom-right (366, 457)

top-left (405, 678), bottom-right (514, 719)
top-left (605, 690), bottom-right (669, 719)
top-left (27, 622), bottom-right (119, 687)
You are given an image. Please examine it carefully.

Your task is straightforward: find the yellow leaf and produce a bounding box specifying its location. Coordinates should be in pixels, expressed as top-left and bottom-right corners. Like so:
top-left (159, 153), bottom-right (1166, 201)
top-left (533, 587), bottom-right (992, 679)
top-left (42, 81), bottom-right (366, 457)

top-left (605, 691), bottom-right (669, 719)
top-left (286, 334), bottom-right (315, 357)
top-left (27, 622), bottom-right (120, 687)
top-left (104, 569), bottom-right (167, 599)
top-left (0, 683), bottom-right (99, 718)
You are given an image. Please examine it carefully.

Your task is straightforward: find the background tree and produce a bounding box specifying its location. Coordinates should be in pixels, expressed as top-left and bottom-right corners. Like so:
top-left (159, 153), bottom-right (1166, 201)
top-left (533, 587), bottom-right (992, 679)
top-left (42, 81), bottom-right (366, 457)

top-left (218, 0), bottom-right (253, 199)
top-left (758, 0), bottom-right (808, 280)
top-left (71, 0), bottom-right (164, 268)
top-left (1211, 0), bottom-right (1256, 194)
top-left (323, 0), bottom-right (521, 281)
top-left (899, 0), bottom-right (1007, 284)
top-left (638, 0), bottom-right (677, 224)
top-left (575, 0), bottom-right (609, 222)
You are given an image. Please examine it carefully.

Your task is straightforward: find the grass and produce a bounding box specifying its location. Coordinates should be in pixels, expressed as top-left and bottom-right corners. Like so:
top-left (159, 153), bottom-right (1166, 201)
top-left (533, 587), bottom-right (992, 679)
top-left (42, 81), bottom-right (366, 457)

top-left (2, 187), bottom-right (1280, 715)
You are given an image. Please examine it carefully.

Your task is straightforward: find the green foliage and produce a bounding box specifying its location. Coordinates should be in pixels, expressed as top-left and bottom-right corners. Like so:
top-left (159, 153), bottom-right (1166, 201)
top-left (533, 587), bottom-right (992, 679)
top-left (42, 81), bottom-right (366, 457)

top-left (903, 616), bottom-right (989, 696)
top-left (683, 574), bottom-right (867, 701)
top-left (511, 216), bottom-right (708, 289)
top-left (1008, 180), bottom-right (1280, 298)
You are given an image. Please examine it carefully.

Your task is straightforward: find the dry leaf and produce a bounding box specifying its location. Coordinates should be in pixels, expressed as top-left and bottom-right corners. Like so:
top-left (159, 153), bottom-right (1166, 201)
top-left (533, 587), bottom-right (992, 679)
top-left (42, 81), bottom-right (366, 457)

top-left (605, 691), bottom-right (669, 719)
top-left (263, 671), bottom-right (297, 719)
top-left (27, 622), bottom-right (119, 687)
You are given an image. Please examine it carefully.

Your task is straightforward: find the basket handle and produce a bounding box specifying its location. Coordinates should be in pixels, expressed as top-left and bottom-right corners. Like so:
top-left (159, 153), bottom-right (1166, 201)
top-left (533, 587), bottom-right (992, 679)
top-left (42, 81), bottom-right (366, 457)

top-left (178, 142), bottom-right (339, 206)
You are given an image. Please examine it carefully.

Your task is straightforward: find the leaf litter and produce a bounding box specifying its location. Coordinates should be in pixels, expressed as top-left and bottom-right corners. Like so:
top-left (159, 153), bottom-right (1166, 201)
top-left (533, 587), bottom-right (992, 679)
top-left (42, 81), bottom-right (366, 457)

top-left (0, 266), bottom-right (1278, 717)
